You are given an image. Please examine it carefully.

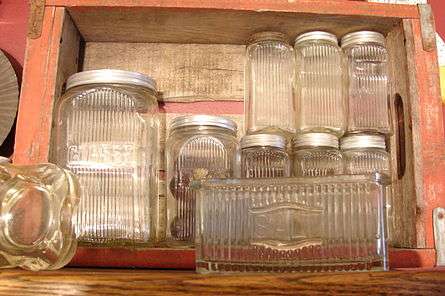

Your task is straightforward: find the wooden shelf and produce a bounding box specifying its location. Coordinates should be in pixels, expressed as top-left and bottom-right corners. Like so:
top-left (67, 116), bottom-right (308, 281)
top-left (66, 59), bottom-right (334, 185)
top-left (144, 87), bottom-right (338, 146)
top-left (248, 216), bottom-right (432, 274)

top-left (0, 268), bottom-right (444, 295)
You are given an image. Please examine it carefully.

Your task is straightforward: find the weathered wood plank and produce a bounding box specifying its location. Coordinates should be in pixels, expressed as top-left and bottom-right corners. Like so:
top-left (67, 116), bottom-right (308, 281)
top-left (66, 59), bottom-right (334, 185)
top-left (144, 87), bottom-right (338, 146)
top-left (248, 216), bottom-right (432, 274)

top-left (83, 43), bottom-right (244, 102)
top-left (0, 269), bottom-right (444, 296)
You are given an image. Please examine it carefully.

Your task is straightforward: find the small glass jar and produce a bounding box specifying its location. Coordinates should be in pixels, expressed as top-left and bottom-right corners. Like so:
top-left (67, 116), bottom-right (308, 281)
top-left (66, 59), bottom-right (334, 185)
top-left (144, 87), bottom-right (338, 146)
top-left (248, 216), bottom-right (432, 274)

top-left (294, 31), bottom-right (346, 136)
top-left (54, 69), bottom-right (159, 246)
top-left (165, 115), bottom-right (238, 245)
top-left (341, 134), bottom-right (391, 176)
top-left (341, 31), bottom-right (391, 134)
top-left (245, 31), bottom-right (296, 136)
top-left (292, 133), bottom-right (343, 177)
top-left (0, 161), bottom-right (80, 271)
top-left (240, 134), bottom-right (290, 178)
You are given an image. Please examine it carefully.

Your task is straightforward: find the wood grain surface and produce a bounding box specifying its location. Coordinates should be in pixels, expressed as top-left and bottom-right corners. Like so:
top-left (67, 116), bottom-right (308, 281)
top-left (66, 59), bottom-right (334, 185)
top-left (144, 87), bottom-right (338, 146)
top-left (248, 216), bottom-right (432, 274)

top-left (0, 269), bottom-right (444, 296)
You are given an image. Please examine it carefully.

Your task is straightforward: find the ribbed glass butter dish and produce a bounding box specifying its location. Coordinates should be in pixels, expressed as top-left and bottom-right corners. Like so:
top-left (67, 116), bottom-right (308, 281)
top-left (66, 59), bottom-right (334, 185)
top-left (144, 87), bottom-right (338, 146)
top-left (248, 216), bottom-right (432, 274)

top-left (195, 174), bottom-right (388, 273)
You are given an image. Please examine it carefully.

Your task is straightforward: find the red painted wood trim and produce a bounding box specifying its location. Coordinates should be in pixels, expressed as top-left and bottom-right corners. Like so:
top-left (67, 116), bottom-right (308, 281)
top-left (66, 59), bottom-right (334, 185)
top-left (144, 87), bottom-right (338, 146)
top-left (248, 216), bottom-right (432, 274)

top-left (70, 247), bottom-right (195, 269)
top-left (69, 248), bottom-right (435, 269)
top-left (13, 7), bottom-right (65, 165)
top-left (45, 0), bottom-right (419, 19)
top-left (409, 19), bottom-right (445, 249)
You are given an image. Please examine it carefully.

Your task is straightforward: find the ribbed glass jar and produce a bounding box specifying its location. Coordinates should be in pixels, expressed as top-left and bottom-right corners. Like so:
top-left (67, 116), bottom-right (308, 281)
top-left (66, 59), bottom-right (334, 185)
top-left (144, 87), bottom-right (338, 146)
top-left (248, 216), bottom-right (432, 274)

top-left (240, 134), bottom-right (290, 178)
top-left (292, 133), bottom-right (343, 177)
top-left (341, 31), bottom-right (391, 134)
top-left (245, 32), bottom-right (296, 136)
top-left (54, 69), bottom-right (159, 246)
top-left (341, 134), bottom-right (391, 176)
top-left (294, 31), bottom-right (346, 136)
top-left (165, 115), bottom-right (238, 246)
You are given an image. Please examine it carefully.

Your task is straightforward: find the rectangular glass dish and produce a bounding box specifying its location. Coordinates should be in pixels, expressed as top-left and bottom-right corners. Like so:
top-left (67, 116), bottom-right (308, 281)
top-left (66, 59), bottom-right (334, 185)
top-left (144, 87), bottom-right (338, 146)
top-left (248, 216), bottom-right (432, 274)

top-left (195, 174), bottom-right (388, 273)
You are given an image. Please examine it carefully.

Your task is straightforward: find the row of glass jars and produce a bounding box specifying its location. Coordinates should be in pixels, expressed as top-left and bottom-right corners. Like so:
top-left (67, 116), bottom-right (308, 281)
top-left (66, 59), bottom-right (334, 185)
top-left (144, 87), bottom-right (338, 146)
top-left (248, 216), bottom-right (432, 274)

top-left (245, 30), bottom-right (391, 137)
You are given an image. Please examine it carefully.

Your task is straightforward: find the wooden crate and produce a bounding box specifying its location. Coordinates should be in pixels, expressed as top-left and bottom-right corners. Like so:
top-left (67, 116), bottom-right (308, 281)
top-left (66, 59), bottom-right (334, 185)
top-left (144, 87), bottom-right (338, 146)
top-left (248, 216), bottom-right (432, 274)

top-left (15, 0), bottom-right (445, 269)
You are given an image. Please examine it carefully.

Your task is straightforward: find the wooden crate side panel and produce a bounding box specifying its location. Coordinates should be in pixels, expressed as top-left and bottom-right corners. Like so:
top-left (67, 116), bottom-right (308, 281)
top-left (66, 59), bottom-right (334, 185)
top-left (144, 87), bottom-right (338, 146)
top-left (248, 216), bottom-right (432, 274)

top-left (404, 19), bottom-right (445, 249)
top-left (46, 0), bottom-right (419, 19)
top-left (387, 24), bottom-right (417, 248)
top-left (14, 7), bottom-right (80, 164)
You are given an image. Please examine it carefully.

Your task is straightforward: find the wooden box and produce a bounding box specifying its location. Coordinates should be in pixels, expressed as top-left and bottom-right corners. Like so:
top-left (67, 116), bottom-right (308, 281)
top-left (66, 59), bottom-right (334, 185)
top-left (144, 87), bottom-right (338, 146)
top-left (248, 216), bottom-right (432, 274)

top-left (15, 0), bottom-right (445, 269)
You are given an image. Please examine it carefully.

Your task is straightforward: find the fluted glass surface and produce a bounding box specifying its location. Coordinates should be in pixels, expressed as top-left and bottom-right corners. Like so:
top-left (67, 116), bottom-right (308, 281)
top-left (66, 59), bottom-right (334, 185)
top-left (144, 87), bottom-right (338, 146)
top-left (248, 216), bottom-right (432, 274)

top-left (196, 175), bottom-right (388, 273)
top-left (166, 125), bottom-right (237, 246)
top-left (293, 147), bottom-right (343, 177)
top-left (55, 84), bottom-right (159, 246)
top-left (343, 42), bottom-right (391, 134)
top-left (0, 163), bottom-right (79, 271)
top-left (343, 148), bottom-right (391, 176)
top-left (241, 147), bottom-right (290, 178)
top-left (245, 32), bottom-right (296, 135)
top-left (294, 39), bottom-right (345, 136)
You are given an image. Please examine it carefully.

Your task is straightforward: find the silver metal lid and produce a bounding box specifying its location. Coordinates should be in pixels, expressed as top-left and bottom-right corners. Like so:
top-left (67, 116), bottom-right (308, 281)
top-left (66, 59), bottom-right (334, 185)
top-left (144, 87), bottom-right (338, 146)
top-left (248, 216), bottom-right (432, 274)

top-left (341, 31), bottom-right (386, 48)
top-left (66, 69), bottom-right (157, 91)
top-left (340, 134), bottom-right (386, 150)
top-left (295, 31), bottom-right (338, 45)
top-left (169, 115), bottom-right (237, 132)
top-left (240, 134), bottom-right (286, 149)
top-left (248, 31), bottom-right (289, 44)
top-left (292, 133), bottom-right (339, 149)
top-left (0, 156), bottom-right (10, 163)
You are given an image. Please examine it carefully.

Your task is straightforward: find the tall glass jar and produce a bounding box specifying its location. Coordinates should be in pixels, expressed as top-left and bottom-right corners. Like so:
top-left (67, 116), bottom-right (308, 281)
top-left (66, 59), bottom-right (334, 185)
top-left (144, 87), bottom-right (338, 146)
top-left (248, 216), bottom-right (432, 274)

top-left (245, 31), bottom-right (296, 136)
top-left (54, 69), bottom-right (159, 246)
top-left (341, 31), bottom-right (391, 134)
top-left (294, 31), bottom-right (346, 136)
top-left (240, 134), bottom-right (290, 178)
top-left (165, 115), bottom-right (238, 246)
top-left (292, 133), bottom-right (343, 177)
top-left (341, 134), bottom-right (391, 176)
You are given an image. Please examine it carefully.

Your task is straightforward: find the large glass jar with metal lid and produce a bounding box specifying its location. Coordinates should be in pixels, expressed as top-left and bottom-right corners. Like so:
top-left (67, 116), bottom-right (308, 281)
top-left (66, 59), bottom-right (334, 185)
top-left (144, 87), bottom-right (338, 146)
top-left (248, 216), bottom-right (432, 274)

top-left (341, 31), bottom-right (391, 134)
top-left (165, 115), bottom-right (238, 246)
top-left (54, 69), bottom-right (159, 246)
top-left (341, 134), bottom-right (391, 176)
top-left (245, 31), bottom-right (296, 136)
top-left (294, 31), bottom-right (346, 136)
top-left (292, 133), bottom-right (343, 177)
top-left (240, 134), bottom-right (290, 178)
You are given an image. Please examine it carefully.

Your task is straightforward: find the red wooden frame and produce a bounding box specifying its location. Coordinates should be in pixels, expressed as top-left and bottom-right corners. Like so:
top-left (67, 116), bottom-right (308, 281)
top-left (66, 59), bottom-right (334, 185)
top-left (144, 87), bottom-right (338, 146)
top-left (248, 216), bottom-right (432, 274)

top-left (14, 0), bottom-right (444, 269)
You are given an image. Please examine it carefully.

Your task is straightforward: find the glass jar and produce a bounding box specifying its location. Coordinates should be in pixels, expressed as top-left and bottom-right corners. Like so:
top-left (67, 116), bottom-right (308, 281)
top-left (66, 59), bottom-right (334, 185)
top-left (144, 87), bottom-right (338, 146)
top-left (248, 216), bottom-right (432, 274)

top-left (292, 133), bottom-right (343, 177)
top-left (294, 31), bottom-right (346, 136)
top-left (54, 69), bottom-right (159, 246)
top-left (245, 31), bottom-right (296, 136)
top-left (0, 161), bottom-right (80, 271)
top-left (341, 134), bottom-right (391, 176)
top-left (341, 31), bottom-right (391, 134)
top-left (165, 115), bottom-right (238, 245)
top-left (240, 134), bottom-right (290, 178)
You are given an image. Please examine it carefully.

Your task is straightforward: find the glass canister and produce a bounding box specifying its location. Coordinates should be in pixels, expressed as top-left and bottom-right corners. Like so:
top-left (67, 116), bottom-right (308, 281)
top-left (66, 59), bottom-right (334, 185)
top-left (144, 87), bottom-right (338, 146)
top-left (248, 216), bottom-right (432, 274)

top-left (292, 133), bottom-right (343, 177)
top-left (341, 31), bottom-right (391, 134)
top-left (294, 31), bottom-right (346, 136)
top-left (54, 69), bottom-right (159, 246)
top-left (240, 134), bottom-right (290, 178)
top-left (0, 160), bottom-right (80, 271)
top-left (165, 115), bottom-right (238, 245)
top-left (245, 31), bottom-right (296, 136)
top-left (341, 134), bottom-right (391, 176)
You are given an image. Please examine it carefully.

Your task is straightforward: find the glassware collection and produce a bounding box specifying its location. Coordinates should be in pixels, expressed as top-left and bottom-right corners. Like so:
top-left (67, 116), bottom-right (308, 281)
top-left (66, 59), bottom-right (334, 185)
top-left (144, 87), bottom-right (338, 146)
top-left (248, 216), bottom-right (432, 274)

top-left (4, 29), bottom-right (393, 272)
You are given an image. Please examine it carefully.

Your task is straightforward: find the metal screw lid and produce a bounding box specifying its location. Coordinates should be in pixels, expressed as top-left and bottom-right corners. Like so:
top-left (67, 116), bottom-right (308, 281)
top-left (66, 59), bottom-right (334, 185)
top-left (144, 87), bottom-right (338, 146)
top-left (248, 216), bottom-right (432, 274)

top-left (66, 69), bottom-right (157, 92)
top-left (240, 134), bottom-right (286, 149)
top-left (292, 133), bottom-right (339, 149)
top-left (340, 134), bottom-right (386, 150)
top-left (248, 31), bottom-right (289, 44)
top-left (341, 31), bottom-right (386, 48)
top-left (295, 31), bottom-right (338, 45)
top-left (169, 115), bottom-right (237, 132)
